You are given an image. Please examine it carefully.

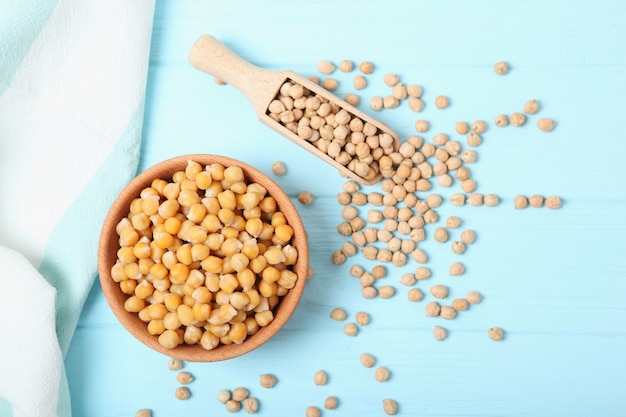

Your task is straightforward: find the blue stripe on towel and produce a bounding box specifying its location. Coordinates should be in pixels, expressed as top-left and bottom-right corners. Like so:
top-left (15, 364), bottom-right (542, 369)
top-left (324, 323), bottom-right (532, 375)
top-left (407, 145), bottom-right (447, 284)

top-left (0, 0), bottom-right (57, 94)
top-left (38, 102), bottom-right (144, 358)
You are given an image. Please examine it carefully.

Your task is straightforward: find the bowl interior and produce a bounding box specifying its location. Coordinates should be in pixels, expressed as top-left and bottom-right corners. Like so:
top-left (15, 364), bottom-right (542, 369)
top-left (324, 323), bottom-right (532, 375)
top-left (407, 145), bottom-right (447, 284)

top-left (98, 154), bottom-right (309, 362)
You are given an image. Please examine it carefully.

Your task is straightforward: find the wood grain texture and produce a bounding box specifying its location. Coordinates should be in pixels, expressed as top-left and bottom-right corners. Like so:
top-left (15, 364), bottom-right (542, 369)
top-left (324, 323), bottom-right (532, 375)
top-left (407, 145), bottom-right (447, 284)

top-left (66, 1), bottom-right (626, 416)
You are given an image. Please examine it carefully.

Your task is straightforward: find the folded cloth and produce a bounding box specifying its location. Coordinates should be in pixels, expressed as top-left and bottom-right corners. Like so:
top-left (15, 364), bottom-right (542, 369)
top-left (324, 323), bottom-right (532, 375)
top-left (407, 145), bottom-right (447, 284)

top-left (0, 1), bottom-right (155, 416)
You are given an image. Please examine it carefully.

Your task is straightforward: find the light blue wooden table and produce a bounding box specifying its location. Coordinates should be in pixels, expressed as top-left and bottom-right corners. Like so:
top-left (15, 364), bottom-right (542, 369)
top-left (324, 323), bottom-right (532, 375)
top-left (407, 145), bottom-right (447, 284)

top-left (65, 1), bottom-right (626, 416)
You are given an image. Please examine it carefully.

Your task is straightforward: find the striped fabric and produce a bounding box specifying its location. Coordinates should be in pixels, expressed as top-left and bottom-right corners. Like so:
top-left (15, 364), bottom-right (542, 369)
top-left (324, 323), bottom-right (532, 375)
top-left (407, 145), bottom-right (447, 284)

top-left (0, 1), bottom-right (155, 416)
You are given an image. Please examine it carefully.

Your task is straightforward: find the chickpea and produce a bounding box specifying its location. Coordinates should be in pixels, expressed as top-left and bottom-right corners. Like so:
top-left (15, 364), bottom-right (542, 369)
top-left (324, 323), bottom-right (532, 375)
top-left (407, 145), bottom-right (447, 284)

top-left (375, 366), bottom-right (391, 382)
top-left (339, 59), bottom-right (354, 72)
top-left (435, 95), bottom-right (449, 109)
top-left (494, 114), bottom-right (508, 127)
top-left (494, 61), bottom-right (509, 75)
top-left (489, 327), bottom-right (505, 341)
top-left (298, 190), bottom-right (315, 205)
top-left (260, 373), bottom-right (277, 388)
top-left (359, 61), bottom-right (374, 74)
top-left (433, 325), bottom-right (447, 341)
top-left (545, 196), bottom-right (562, 209)
top-left (466, 290), bottom-right (483, 304)
top-left (271, 161), bottom-right (286, 176)
top-left (510, 112), bottom-right (526, 127)
top-left (324, 396), bottom-right (339, 410)
top-left (537, 118), bottom-right (556, 132)
top-left (360, 352), bottom-right (376, 368)
top-left (175, 386), bottom-right (191, 400)
top-left (314, 370), bottom-right (329, 385)
top-left (383, 399), bottom-right (398, 415)
top-left (523, 99), bottom-right (540, 115)
top-left (353, 74), bottom-right (367, 90)
top-left (317, 60), bottom-right (336, 74)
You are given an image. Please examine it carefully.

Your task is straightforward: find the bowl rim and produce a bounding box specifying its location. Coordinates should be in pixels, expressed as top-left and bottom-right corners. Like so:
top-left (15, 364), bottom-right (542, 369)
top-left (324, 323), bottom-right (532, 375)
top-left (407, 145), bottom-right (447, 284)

top-left (98, 153), bottom-right (309, 362)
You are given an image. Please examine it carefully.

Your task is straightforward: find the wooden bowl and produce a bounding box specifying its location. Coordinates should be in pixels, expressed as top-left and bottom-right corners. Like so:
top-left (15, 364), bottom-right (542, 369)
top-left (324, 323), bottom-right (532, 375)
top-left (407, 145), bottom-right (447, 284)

top-left (98, 154), bottom-right (309, 362)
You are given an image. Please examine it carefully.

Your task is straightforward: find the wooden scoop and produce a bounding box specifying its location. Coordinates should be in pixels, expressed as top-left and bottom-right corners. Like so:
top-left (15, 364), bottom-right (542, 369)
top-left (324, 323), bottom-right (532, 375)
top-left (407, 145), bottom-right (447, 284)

top-left (189, 34), bottom-right (400, 185)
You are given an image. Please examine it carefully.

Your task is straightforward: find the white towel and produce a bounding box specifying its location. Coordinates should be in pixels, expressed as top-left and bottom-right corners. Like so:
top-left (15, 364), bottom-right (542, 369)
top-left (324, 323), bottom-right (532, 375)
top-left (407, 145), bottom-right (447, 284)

top-left (0, 1), bottom-right (155, 416)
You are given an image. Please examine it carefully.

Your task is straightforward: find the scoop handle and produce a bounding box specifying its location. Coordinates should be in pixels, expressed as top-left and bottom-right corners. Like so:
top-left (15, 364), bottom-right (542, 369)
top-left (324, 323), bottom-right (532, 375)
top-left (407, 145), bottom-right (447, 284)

top-left (189, 35), bottom-right (287, 115)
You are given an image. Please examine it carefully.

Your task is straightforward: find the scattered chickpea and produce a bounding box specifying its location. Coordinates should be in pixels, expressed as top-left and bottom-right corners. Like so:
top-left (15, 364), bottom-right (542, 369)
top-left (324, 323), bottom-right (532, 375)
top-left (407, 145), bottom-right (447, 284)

top-left (408, 97), bottom-right (425, 112)
top-left (259, 374), bottom-right (277, 389)
top-left (488, 327), bottom-right (504, 341)
top-left (425, 301), bottom-right (441, 317)
top-left (407, 84), bottom-right (423, 97)
top-left (449, 262), bottom-right (465, 276)
top-left (317, 60), bottom-right (336, 74)
top-left (344, 93), bottom-right (359, 106)
top-left (176, 371), bottom-right (194, 385)
top-left (353, 75), bottom-right (367, 90)
top-left (466, 132), bottom-right (482, 147)
top-left (467, 193), bottom-right (484, 206)
top-left (537, 117), bottom-right (556, 132)
top-left (414, 119), bottom-right (429, 132)
top-left (359, 61), bottom-right (374, 74)
top-left (529, 194), bottom-right (544, 208)
top-left (471, 120), bottom-right (487, 134)
top-left (433, 227), bottom-right (449, 243)
top-left (271, 160), bottom-right (286, 176)
top-left (383, 73), bottom-right (399, 87)
top-left (435, 95), bottom-right (449, 109)
top-left (375, 366), bottom-right (391, 382)
top-left (135, 409), bottom-right (151, 417)
top-left (494, 114), bottom-right (509, 127)
top-left (356, 311), bottom-right (370, 326)
top-left (400, 272), bottom-right (416, 286)
top-left (360, 352), bottom-right (376, 368)
top-left (484, 194), bottom-right (499, 207)
top-left (378, 285), bottom-right (396, 299)
top-left (430, 285), bottom-right (448, 299)
top-left (324, 396), bottom-right (339, 410)
top-left (445, 216), bottom-right (461, 229)
top-left (523, 99), bottom-right (540, 115)
top-left (451, 241), bottom-right (466, 255)
top-left (314, 370), bottom-right (329, 385)
top-left (514, 194), bottom-right (528, 209)
top-left (330, 307), bottom-right (347, 321)
top-left (339, 59), bottom-right (354, 72)
top-left (460, 229), bottom-right (475, 244)
top-left (494, 61), bottom-right (509, 75)
top-left (232, 387), bottom-right (249, 402)
top-left (217, 389), bottom-right (232, 404)
top-left (306, 406), bottom-right (321, 417)
top-left (168, 357), bottom-right (183, 371)
top-left (455, 121), bottom-right (469, 134)
top-left (226, 400), bottom-right (242, 413)
top-left (466, 290), bottom-right (483, 305)
top-left (370, 96), bottom-right (384, 111)
top-left (383, 399), bottom-right (398, 415)
top-left (362, 286), bottom-right (378, 299)
top-left (243, 397), bottom-right (259, 414)
top-left (175, 386), bottom-right (191, 400)
top-left (433, 326), bottom-right (447, 341)
top-left (450, 193), bottom-right (466, 206)
top-left (343, 322), bottom-right (358, 336)
top-left (383, 95), bottom-right (400, 109)
top-left (331, 249), bottom-right (346, 265)
top-left (452, 298), bottom-right (469, 311)
top-left (510, 112), bottom-right (526, 127)
top-left (440, 306), bottom-right (457, 320)
top-left (407, 288), bottom-right (424, 302)
top-left (415, 266), bottom-right (432, 280)
top-left (298, 190), bottom-right (315, 205)
top-left (545, 196), bottom-right (562, 209)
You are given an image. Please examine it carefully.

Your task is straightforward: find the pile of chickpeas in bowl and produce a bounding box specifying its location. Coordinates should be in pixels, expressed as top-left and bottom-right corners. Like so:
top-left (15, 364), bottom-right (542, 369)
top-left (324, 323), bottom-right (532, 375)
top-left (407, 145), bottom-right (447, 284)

top-left (99, 154), bottom-right (309, 361)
